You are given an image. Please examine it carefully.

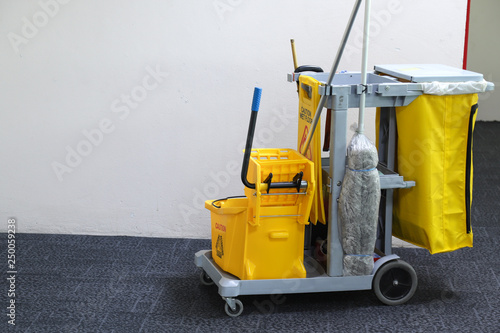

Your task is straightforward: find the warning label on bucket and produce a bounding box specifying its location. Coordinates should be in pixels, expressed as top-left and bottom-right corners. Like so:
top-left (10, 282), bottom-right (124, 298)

top-left (215, 223), bottom-right (226, 232)
top-left (216, 235), bottom-right (224, 258)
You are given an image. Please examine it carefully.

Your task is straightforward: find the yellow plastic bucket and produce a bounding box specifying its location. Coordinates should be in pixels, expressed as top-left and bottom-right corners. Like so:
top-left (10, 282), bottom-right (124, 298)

top-left (206, 197), bottom-right (307, 280)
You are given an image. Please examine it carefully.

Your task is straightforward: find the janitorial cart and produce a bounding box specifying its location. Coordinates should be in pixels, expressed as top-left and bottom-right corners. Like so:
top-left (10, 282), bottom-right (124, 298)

top-left (195, 0), bottom-right (494, 317)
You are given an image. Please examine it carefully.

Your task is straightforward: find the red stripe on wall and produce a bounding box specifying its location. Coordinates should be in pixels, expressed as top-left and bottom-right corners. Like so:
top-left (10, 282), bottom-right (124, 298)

top-left (463, 0), bottom-right (471, 69)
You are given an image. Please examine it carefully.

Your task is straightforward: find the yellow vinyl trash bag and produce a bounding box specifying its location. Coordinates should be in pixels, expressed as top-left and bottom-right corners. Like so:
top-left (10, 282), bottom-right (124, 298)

top-left (392, 93), bottom-right (478, 254)
top-left (297, 75), bottom-right (326, 225)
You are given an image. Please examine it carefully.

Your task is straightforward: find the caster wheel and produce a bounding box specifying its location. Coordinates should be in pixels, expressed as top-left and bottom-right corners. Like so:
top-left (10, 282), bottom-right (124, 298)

top-left (373, 259), bottom-right (417, 305)
top-left (200, 271), bottom-right (214, 286)
top-left (224, 299), bottom-right (243, 317)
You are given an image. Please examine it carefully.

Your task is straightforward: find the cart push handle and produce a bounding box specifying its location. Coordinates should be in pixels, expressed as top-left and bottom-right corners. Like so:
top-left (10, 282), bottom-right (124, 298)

top-left (241, 87), bottom-right (307, 193)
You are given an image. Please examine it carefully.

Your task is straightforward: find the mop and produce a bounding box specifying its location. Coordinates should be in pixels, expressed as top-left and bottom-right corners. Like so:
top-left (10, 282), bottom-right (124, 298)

top-left (338, 0), bottom-right (381, 276)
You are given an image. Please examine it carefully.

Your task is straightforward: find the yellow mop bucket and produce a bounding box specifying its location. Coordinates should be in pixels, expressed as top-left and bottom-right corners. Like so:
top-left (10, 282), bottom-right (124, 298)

top-left (206, 195), bottom-right (310, 280)
top-left (205, 88), bottom-right (316, 280)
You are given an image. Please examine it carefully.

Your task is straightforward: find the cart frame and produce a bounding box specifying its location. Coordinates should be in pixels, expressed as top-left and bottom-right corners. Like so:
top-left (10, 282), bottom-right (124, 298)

top-left (195, 67), bottom-right (494, 316)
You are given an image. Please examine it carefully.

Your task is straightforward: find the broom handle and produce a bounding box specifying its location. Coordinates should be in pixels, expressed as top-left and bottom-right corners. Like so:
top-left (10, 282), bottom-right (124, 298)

top-left (357, 0), bottom-right (372, 135)
top-left (290, 39), bottom-right (298, 70)
top-left (301, 0), bottom-right (363, 155)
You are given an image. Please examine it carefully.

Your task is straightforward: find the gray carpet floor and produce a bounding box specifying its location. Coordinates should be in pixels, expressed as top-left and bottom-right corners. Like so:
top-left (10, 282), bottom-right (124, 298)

top-left (2, 122), bottom-right (499, 332)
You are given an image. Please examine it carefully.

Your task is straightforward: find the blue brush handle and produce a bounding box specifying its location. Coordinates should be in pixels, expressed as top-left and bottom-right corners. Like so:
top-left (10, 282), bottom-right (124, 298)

top-left (251, 87), bottom-right (262, 112)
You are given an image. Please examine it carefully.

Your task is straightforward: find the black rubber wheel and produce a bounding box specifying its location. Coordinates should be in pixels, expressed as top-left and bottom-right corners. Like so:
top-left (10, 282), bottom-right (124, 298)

top-left (373, 259), bottom-right (417, 305)
top-left (224, 299), bottom-right (243, 317)
top-left (200, 271), bottom-right (214, 286)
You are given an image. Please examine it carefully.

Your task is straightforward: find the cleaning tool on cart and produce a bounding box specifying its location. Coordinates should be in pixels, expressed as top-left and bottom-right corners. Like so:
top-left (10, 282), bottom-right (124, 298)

top-left (289, 39), bottom-right (326, 225)
top-left (339, 133), bottom-right (380, 275)
top-left (338, 0), bottom-right (381, 276)
top-left (196, 0), bottom-right (494, 314)
top-left (242, 88), bottom-right (315, 228)
top-left (206, 87), bottom-right (316, 280)
top-left (297, 75), bottom-right (326, 225)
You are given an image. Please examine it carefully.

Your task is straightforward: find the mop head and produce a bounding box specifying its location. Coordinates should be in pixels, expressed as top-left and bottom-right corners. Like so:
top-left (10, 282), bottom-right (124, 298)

top-left (338, 133), bottom-right (381, 276)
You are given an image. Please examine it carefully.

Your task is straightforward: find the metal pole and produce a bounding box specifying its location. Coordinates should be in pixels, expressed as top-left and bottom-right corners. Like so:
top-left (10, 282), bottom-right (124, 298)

top-left (357, 0), bottom-right (371, 135)
top-left (301, 0), bottom-right (363, 155)
top-left (290, 39), bottom-right (298, 70)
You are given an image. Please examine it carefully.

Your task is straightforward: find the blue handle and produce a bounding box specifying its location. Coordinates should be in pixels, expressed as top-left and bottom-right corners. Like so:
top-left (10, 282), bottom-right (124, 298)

top-left (251, 87), bottom-right (262, 112)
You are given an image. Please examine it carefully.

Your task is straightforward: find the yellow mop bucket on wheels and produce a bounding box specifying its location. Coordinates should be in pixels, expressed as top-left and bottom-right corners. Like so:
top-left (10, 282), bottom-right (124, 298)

top-left (391, 93), bottom-right (479, 254)
top-left (207, 88), bottom-right (316, 280)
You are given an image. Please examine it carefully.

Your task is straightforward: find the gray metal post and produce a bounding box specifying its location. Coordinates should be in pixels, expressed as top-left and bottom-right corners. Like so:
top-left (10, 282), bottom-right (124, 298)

top-left (384, 190), bottom-right (394, 255)
top-left (386, 107), bottom-right (397, 170)
top-left (376, 107), bottom-right (398, 255)
top-left (327, 90), bottom-right (349, 277)
top-left (383, 107), bottom-right (397, 254)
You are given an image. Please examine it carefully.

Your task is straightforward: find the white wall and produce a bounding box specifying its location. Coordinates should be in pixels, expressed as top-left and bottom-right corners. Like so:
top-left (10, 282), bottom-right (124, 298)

top-left (467, 0), bottom-right (500, 121)
top-left (0, 0), bottom-right (467, 238)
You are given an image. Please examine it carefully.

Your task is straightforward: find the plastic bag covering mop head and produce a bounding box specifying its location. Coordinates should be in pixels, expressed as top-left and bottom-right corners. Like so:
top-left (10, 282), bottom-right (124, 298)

top-left (338, 133), bottom-right (381, 276)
